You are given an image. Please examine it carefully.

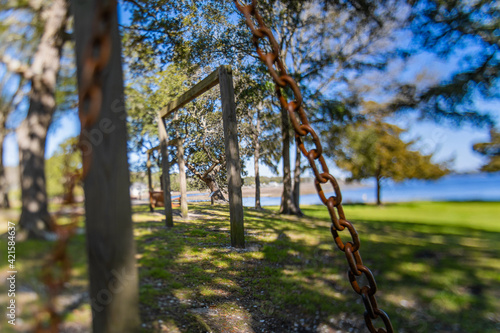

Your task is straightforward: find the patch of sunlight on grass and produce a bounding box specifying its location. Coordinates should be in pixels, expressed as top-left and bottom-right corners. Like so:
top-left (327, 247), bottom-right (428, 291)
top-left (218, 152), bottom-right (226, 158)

top-left (200, 285), bottom-right (219, 297)
top-left (399, 262), bottom-right (429, 274)
top-left (157, 319), bottom-right (182, 333)
top-left (459, 237), bottom-right (489, 248)
top-left (212, 259), bottom-right (230, 269)
top-left (430, 291), bottom-right (474, 313)
top-left (132, 212), bottom-right (164, 223)
top-left (172, 288), bottom-right (195, 301)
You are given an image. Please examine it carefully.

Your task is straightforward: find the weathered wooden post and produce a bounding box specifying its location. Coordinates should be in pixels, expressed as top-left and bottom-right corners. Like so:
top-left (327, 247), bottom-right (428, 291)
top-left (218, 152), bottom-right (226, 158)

top-left (219, 66), bottom-right (245, 248)
top-left (147, 152), bottom-right (153, 211)
top-left (146, 152), bottom-right (153, 192)
top-left (177, 138), bottom-right (189, 218)
top-left (73, 0), bottom-right (139, 331)
top-left (158, 114), bottom-right (173, 227)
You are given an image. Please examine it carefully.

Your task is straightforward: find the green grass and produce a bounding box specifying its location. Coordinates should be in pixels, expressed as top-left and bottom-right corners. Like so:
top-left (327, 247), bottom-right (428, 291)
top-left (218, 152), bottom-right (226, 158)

top-left (0, 201), bottom-right (499, 332)
top-left (304, 201), bottom-right (500, 232)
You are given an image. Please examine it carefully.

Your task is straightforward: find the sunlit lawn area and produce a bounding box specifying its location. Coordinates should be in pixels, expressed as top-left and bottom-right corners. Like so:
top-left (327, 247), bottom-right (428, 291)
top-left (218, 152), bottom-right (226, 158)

top-left (0, 201), bottom-right (499, 332)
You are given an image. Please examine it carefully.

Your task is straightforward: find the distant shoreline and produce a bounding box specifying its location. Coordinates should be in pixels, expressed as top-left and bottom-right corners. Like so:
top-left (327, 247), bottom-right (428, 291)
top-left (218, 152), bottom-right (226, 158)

top-left (172, 180), bottom-right (369, 201)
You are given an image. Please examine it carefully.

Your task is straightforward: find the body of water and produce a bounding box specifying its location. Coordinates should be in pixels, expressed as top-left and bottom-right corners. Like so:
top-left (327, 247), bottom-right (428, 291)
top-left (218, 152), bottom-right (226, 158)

top-left (242, 173), bottom-right (500, 207)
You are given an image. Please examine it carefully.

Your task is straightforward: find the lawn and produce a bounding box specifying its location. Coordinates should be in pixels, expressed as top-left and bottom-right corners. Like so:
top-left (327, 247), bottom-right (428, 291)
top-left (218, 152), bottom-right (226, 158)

top-left (0, 201), bottom-right (499, 332)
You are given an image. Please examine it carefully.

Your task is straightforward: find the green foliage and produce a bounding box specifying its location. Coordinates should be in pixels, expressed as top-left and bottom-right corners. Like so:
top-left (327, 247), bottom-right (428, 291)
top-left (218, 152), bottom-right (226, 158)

top-left (126, 65), bottom-right (189, 154)
top-left (46, 136), bottom-right (81, 198)
top-left (328, 103), bottom-right (448, 203)
top-left (386, 0), bottom-right (498, 126)
top-left (336, 120), bottom-right (448, 182)
top-left (473, 128), bottom-right (500, 172)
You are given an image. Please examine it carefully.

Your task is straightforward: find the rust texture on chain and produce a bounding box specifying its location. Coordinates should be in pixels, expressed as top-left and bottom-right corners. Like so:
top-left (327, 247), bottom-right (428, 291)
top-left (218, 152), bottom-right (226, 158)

top-left (34, 2), bottom-right (116, 331)
top-left (34, 217), bottom-right (78, 333)
top-left (78, 0), bottom-right (116, 178)
top-left (234, 1), bottom-right (394, 332)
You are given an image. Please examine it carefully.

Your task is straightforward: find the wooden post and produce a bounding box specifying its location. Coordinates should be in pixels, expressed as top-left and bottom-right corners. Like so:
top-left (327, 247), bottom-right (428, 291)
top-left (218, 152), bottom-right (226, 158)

top-left (177, 138), bottom-right (189, 218)
top-left (158, 114), bottom-right (173, 227)
top-left (219, 66), bottom-right (245, 248)
top-left (146, 153), bottom-right (153, 191)
top-left (72, 1), bottom-right (139, 331)
top-left (147, 152), bottom-right (153, 212)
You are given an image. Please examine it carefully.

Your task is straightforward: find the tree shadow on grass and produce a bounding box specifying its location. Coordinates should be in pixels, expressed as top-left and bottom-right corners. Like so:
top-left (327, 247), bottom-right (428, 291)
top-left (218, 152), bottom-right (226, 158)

top-left (298, 204), bottom-right (500, 332)
top-left (130, 202), bottom-right (500, 332)
top-left (133, 203), bottom-right (370, 332)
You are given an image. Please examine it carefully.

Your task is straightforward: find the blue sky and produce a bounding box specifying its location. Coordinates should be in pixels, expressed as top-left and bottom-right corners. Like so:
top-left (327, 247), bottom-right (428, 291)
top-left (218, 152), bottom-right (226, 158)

top-left (2, 108), bottom-right (493, 177)
top-left (2, 3), bottom-right (498, 178)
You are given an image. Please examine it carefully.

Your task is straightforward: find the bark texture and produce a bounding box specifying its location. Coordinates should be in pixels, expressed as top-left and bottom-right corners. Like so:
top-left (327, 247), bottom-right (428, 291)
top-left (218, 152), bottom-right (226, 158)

top-left (292, 139), bottom-right (303, 216)
top-left (18, 0), bottom-right (69, 238)
top-left (0, 139), bottom-right (9, 208)
top-left (73, 0), bottom-right (140, 331)
top-left (186, 161), bottom-right (227, 204)
top-left (177, 138), bottom-right (188, 218)
top-left (279, 107), bottom-right (299, 215)
top-left (253, 109), bottom-right (262, 210)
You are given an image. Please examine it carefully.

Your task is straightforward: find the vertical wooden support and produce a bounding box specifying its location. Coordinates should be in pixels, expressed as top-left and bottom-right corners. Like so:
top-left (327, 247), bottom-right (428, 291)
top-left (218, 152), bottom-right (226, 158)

top-left (147, 152), bottom-right (153, 212)
top-left (177, 138), bottom-right (189, 218)
top-left (146, 153), bottom-right (153, 191)
top-left (158, 114), bottom-right (173, 227)
top-left (72, 1), bottom-right (139, 331)
top-left (219, 66), bottom-right (245, 248)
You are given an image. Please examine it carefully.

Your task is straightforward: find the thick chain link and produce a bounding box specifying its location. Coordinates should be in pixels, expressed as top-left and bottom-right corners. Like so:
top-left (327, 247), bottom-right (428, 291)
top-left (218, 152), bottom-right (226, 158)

top-left (34, 3), bottom-right (117, 331)
top-left (78, 0), bottom-right (116, 178)
top-left (234, 1), bottom-right (394, 332)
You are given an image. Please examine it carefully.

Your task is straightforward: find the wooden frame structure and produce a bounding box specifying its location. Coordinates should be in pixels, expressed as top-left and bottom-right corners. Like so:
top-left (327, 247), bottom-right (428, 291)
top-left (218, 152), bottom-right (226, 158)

top-left (153, 65), bottom-right (245, 248)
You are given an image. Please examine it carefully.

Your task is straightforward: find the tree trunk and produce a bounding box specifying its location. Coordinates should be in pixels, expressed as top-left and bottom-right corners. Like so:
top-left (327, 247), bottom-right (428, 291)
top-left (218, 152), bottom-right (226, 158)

top-left (0, 133), bottom-right (10, 208)
top-left (279, 107), bottom-right (298, 215)
top-left (177, 138), bottom-right (188, 218)
top-left (18, 0), bottom-right (69, 238)
top-left (204, 175), bottom-right (226, 204)
top-left (292, 139), bottom-right (303, 216)
top-left (73, 0), bottom-right (140, 331)
top-left (376, 163), bottom-right (382, 206)
top-left (185, 162), bottom-right (227, 204)
top-left (254, 109), bottom-right (262, 210)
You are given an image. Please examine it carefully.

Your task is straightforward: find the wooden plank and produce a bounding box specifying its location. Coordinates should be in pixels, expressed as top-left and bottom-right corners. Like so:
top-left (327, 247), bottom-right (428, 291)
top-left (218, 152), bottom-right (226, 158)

top-left (219, 66), bottom-right (245, 248)
top-left (158, 114), bottom-right (173, 227)
top-left (159, 68), bottom-right (219, 118)
top-left (72, 1), bottom-right (139, 331)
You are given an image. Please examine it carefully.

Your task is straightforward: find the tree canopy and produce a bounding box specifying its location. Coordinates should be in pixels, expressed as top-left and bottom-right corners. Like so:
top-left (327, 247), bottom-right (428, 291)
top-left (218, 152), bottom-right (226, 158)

top-left (473, 128), bottom-right (500, 172)
top-left (330, 105), bottom-right (449, 204)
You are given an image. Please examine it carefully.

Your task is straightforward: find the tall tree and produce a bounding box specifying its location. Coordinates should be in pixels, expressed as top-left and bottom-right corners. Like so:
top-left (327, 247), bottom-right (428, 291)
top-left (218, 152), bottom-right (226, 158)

top-left (473, 128), bottom-right (500, 172)
top-left (0, 0), bottom-right (71, 237)
top-left (0, 72), bottom-right (24, 208)
top-left (122, 0), bottom-right (404, 214)
top-left (361, 0), bottom-right (499, 126)
top-left (126, 65), bottom-right (251, 202)
top-left (329, 111), bottom-right (449, 205)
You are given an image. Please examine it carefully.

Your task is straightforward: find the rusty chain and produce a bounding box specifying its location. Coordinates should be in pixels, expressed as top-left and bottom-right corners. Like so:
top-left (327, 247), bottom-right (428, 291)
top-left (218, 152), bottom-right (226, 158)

top-left (78, 0), bottom-right (116, 178)
top-left (34, 2), bottom-right (116, 332)
top-left (233, 1), bottom-right (394, 332)
top-left (35, 217), bottom-right (78, 333)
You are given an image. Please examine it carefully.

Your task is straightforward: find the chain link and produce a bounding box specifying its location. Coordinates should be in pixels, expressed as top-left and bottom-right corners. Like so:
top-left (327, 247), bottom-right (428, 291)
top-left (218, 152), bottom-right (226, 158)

top-left (234, 1), bottom-right (394, 332)
top-left (33, 2), bottom-right (116, 331)
top-left (78, 0), bottom-right (116, 178)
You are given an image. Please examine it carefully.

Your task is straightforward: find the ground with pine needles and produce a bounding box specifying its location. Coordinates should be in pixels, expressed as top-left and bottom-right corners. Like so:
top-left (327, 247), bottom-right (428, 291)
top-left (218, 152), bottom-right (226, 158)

top-left (0, 201), bottom-right (499, 332)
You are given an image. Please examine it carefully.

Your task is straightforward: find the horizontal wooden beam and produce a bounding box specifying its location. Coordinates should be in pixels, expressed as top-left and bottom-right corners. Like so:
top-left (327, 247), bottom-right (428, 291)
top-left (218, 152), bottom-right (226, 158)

top-left (159, 67), bottom-right (221, 118)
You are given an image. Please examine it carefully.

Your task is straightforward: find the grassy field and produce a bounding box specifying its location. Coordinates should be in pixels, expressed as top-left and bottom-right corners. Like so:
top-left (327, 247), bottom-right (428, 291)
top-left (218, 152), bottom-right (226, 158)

top-left (0, 201), bottom-right (499, 332)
